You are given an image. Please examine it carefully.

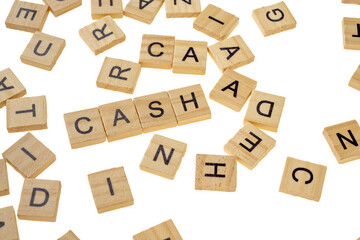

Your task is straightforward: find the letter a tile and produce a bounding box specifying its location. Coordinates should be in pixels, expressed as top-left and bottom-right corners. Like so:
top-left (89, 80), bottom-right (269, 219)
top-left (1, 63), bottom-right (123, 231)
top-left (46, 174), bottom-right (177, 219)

top-left (124, 0), bottom-right (164, 24)
top-left (0, 68), bottom-right (26, 109)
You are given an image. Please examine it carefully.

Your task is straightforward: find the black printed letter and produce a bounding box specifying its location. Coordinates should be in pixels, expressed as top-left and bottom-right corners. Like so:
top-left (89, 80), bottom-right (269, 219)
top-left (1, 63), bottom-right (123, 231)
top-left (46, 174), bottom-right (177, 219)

top-left (16, 8), bottom-right (37, 20)
top-left (148, 42), bottom-right (164, 57)
top-left (220, 47), bottom-right (240, 60)
top-left (16, 104), bottom-right (36, 117)
top-left (149, 101), bottom-right (164, 118)
top-left (336, 130), bottom-right (358, 150)
top-left (30, 188), bottom-right (49, 207)
top-left (0, 77), bottom-right (14, 92)
top-left (205, 163), bottom-right (226, 178)
top-left (153, 145), bottom-right (174, 165)
top-left (113, 109), bottom-right (130, 126)
top-left (93, 24), bottom-right (113, 41)
top-left (74, 117), bottom-right (93, 134)
top-left (256, 100), bottom-right (274, 118)
top-left (182, 47), bottom-right (199, 62)
top-left (292, 168), bottom-right (313, 184)
top-left (109, 66), bottom-right (131, 80)
top-left (239, 132), bottom-right (262, 152)
top-left (221, 80), bottom-right (239, 98)
top-left (266, 9), bottom-right (284, 22)
top-left (180, 92), bottom-right (198, 112)
top-left (34, 40), bottom-right (52, 56)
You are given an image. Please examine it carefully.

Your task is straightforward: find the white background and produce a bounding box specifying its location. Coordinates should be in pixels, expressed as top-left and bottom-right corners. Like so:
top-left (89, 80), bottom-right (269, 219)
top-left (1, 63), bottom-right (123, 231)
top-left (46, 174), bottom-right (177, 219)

top-left (0, 0), bottom-right (359, 239)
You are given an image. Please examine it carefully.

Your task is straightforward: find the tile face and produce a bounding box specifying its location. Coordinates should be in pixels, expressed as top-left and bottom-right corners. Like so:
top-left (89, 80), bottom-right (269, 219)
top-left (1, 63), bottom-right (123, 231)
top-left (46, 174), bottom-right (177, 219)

top-left (58, 230), bottom-right (80, 240)
top-left (18, 179), bottom-right (61, 222)
top-left (140, 134), bottom-right (187, 179)
top-left (96, 57), bottom-right (141, 93)
top-left (134, 91), bottom-right (177, 133)
top-left (210, 69), bottom-right (257, 112)
top-left (0, 68), bottom-right (26, 109)
top-left (64, 108), bottom-right (106, 149)
top-left (21, 32), bottom-right (66, 71)
top-left (195, 154), bottom-right (237, 192)
top-left (244, 90), bottom-right (285, 132)
top-left (139, 34), bottom-right (175, 69)
top-left (7, 96), bottom-right (47, 133)
top-left (279, 157), bottom-right (327, 202)
top-left (343, 17), bottom-right (360, 50)
top-left (208, 35), bottom-right (255, 72)
top-left (323, 120), bottom-right (360, 164)
top-left (224, 123), bottom-right (276, 170)
top-left (5, 1), bottom-right (49, 33)
top-left (342, 0), bottom-right (360, 4)
top-left (349, 65), bottom-right (360, 91)
top-left (165, 0), bottom-right (201, 18)
top-left (124, 0), bottom-right (164, 24)
top-left (193, 4), bottom-right (239, 41)
top-left (91, 0), bottom-right (123, 19)
top-left (88, 167), bottom-right (134, 213)
top-left (168, 84), bottom-right (211, 125)
top-left (0, 159), bottom-right (10, 197)
top-left (0, 206), bottom-right (20, 240)
top-left (99, 99), bottom-right (142, 142)
top-left (2, 133), bottom-right (56, 178)
top-left (172, 40), bottom-right (208, 75)
top-left (252, 1), bottom-right (296, 36)
top-left (79, 16), bottom-right (126, 55)
top-left (43, 0), bottom-right (82, 17)
top-left (133, 219), bottom-right (183, 240)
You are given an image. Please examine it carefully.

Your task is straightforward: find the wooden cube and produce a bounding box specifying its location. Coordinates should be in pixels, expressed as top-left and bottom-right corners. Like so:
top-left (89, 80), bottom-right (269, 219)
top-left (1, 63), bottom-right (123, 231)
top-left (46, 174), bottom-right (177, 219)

top-left (323, 120), bottom-right (360, 164)
top-left (224, 123), bottom-right (276, 170)
top-left (343, 17), bottom-right (360, 50)
top-left (0, 68), bottom-right (26, 109)
top-left (279, 157), bottom-right (327, 202)
top-left (349, 65), bottom-right (360, 91)
top-left (91, 0), bottom-right (123, 19)
top-left (139, 34), bottom-right (175, 69)
top-left (193, 4), bottom-right (239, 41)
top-left (0, 159), bottom-right (9, 197)
top-left (64, 108), bottom-right (106, 149)
top-left (244, 90), bottom-right (285, 132)
top-left (195, 154), bottom-right (236, 192)
top-left (133, 219), bottom-right (183, 240)
top-left (6, 95), bottom-right (47, 133)
top-left (165, 0), bottom-right (201, 18)
top-left (21, 32), bottom-right (66, 71)
top-left (134, 91), bottom-right (177, 133)
top-left (2, 133), bottom-right (56, 178)
top-left (342, 0), bottom-right (360, 4)
top-left (58, 230), bottom-right (80, 240)
top-left (79, 16), bottom-right (126, 55)
top-left (0, 206), bottom-right (20, 240)
top-left (172, 40), bottom-right (208, 75)
top-left (124, 0), bottom-right (164, 24)
top-left (98, 99), bottom-right (142, 142)
top-left (252, 1), bottom-right (296, 37)
top-left (140, 134), bottom-right (187, 179)
top-left (88, 167), bottom-right (134, 213)
top-left (18, 179), bottom-right (61, 221)
top-left (43, 0), bottom-right (82, 17)
top-left (96, 57), bottom-right (141, 93)
top-left (210, 69), bottom-right (257, 112)
top-left (168, 84), bottom-right (211, 125)
top-left (208, 35), bottom-right (255, 72)
top-left (5, 1), bottom-right (49, 33)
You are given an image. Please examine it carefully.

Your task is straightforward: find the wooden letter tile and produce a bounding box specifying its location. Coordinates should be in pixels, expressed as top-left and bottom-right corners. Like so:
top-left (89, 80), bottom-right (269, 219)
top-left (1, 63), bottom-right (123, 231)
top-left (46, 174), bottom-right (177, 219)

top-left (323, 120), bottom-right (360, 164)
top-left (0, 159), bottom-right (10, 197)
top-left (0, 68), bottom-right (26, 109)
top-left (140, 134), bottom-right (187, 179)
top-left (210, 69), bottom-right (257, 112)
top-left (208, 35), bottom-right (255, 72)
top-left (252, 1), bottom-right (296, 37)
top-left (79, 16), bottom-right (126, 55)
top-left (195, 154), bottom-right (236, 192)
top-left (349, 65), bottom-right (360, 91)
top-left (18, 179), bottom-right (61, 221)
top-left (43, 0), bottom-right (82, 17)
top-left (134, 91), bottom-right (177, 133)
top-left (88, 167), bottom-right (134, 213)
top-left (139, 34), bottom-right (175, 69)
top-left (124, 0), bottom-right (164, 24)
top-left (244, 90), bottom-right (285, 132)
top-left (99, 99), bottom-right (142, 142)
top-left (2, 133), bottom-right (56, 178)
top-left (64, 108), bottom-right (106, 149)
top-left (172, 40), bottom-right (208, 75)
top-left (193, 4), bottom-right (239, 41)
top-left (58, 230), bottom-right (80, 240)
top-left (279, 157), bottom-right (327, 202)
top-left (21, 32), bottom-right (66, 71)
top-left (96, 57), bottom-right (141, 94)
top-left (0, 206), bottom-right (20, 240)
top-left (224, 123), bottom-right (276, 170)
top-left (342, 0), bottom-right (360, 4)
top-left (343, 17), bottom-right (360, 50)
top-left (133, 219), bottom-right (183, 240)
top-left (5, 1), bottom-right (49, 33)
top-left (7, 95), bottom-right (47, 133)
top-left (168, 84), bottom-right (211, 125)
top-left (92, 0), bottom-right (123, 19)
top-left (165, 0), bottom-right (201, 18)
